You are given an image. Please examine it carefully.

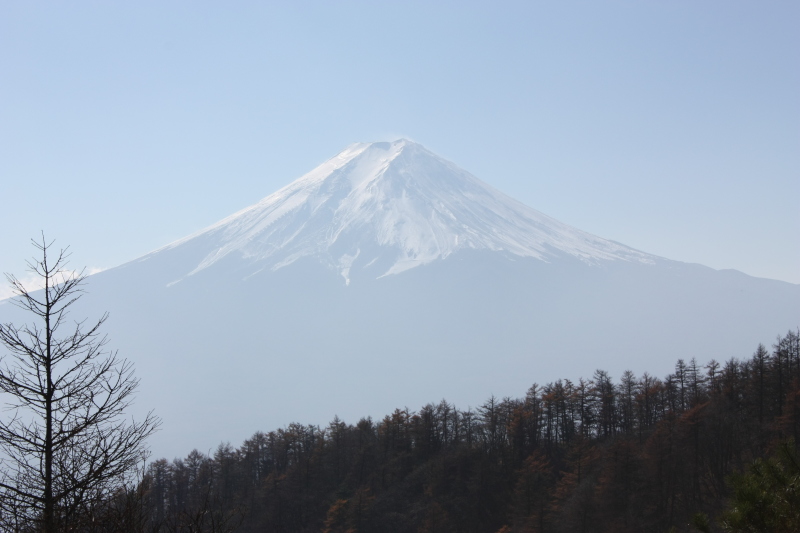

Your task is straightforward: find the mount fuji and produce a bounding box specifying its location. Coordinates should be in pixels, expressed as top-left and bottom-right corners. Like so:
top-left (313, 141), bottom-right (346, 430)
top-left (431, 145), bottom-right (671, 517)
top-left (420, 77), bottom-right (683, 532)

top-left (2, 140), bottom-right (798, 458)
top-left (153, 139), bottom-right (653, 285)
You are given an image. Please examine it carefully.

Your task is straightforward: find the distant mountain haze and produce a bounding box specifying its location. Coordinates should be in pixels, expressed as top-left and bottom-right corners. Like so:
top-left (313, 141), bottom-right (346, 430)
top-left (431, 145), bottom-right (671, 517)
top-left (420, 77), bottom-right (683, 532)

top-left (1, 140), bottom-right (798, 459)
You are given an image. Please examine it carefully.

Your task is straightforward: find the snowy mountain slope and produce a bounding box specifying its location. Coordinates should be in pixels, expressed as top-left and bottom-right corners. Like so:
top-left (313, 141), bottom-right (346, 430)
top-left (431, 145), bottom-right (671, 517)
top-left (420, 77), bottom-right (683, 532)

top-left (150, 139), bottom-right (654, 285)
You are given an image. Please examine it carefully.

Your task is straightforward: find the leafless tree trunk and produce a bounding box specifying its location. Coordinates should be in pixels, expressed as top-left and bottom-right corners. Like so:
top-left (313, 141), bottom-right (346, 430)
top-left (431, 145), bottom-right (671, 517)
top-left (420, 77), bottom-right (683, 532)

top-left (0, 236), bottom-right (159, 532)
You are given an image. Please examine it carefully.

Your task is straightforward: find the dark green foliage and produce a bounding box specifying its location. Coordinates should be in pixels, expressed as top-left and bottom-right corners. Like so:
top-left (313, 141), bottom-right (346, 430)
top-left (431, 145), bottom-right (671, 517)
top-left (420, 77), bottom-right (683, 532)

top-left (692, 512), bottom-right (711, 533)
top-left (719, 441), bottom-right (800, 532)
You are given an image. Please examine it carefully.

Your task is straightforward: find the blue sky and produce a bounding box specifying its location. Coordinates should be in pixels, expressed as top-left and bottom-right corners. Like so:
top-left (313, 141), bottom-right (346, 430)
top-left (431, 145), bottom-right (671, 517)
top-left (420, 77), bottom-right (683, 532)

top-left (1, 1), bottom-right (798, 294)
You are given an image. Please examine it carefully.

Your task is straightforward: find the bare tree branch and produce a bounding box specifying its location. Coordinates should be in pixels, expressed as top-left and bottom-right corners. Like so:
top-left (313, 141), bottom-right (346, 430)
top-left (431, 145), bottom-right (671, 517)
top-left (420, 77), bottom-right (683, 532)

top-left (0, 236), bottom-right (160, 532)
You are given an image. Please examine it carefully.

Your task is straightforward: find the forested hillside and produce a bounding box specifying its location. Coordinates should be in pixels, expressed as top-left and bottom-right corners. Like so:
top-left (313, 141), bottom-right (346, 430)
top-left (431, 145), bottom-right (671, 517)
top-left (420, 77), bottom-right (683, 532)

top-left (130, 330), bottom-right (800, 532)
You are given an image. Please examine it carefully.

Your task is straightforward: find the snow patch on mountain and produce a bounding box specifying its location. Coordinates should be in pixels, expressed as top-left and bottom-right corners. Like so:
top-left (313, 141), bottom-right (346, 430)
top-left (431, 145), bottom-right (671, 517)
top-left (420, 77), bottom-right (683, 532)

top-left (152, 139), bottom-right (656, 284)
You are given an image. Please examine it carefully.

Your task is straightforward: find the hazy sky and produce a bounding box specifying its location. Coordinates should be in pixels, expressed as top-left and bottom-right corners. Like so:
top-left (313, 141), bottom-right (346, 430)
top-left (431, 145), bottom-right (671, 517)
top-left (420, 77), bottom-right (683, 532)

top-left (1, 1), bottom-right (798, 296)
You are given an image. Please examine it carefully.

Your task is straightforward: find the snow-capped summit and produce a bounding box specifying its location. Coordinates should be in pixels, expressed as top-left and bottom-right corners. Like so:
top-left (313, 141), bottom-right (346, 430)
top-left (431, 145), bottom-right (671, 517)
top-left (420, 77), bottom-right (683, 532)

top-left (156, 139), bottom-right (653, 285)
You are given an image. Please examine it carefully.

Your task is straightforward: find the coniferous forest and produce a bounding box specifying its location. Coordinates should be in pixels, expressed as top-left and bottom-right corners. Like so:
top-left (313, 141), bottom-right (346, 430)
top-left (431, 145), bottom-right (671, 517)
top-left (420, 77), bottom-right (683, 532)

top-left (107, 330), bottom-right (800, 533)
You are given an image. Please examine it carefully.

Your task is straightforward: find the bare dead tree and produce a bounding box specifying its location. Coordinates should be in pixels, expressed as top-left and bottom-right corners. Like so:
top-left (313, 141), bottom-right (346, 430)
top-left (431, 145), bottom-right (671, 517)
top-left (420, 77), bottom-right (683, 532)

top-left (0, 236), bottom-right (159, 532)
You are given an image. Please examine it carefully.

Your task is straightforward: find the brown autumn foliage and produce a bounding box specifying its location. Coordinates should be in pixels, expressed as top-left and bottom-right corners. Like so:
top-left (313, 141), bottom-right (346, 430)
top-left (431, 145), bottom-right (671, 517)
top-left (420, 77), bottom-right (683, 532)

top-left (87, 330), bottom-right (800, 532)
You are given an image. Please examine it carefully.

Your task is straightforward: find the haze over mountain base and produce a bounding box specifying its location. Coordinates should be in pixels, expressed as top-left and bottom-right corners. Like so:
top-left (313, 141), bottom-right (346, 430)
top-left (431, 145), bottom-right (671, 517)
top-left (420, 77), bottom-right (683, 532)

top-left (1, 140), bottom-right (797, 458)
top-left (42, 248), bottom-right (797, 458)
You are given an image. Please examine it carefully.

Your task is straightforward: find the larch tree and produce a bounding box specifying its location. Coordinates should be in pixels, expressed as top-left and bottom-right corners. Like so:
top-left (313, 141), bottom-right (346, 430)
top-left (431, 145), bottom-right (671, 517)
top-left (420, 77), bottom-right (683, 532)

top-left (0, 237), bottom-right (159, 532)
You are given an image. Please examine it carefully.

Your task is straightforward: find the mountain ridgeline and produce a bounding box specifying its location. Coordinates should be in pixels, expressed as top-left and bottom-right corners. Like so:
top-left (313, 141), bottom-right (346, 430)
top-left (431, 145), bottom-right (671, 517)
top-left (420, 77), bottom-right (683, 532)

top-left (1, 140), bottom-right (797, 460)
top-left (152, 140), bottom-right (654, 284)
